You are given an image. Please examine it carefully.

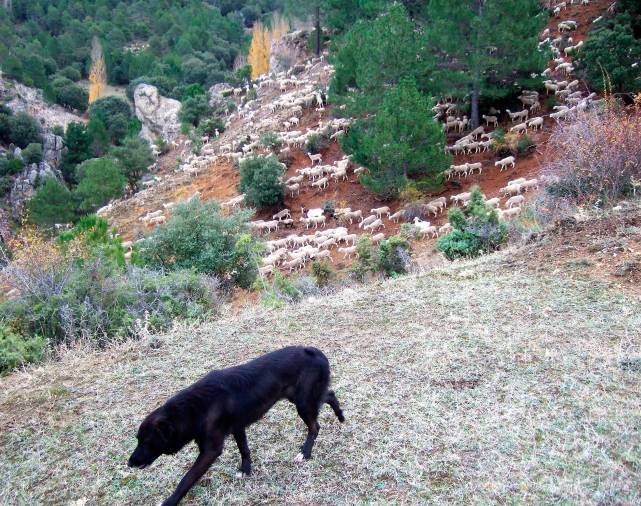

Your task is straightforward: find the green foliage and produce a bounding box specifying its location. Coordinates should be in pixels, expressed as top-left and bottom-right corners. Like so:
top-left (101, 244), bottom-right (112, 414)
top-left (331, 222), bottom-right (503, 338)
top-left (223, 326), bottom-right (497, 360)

top-left (377, 235), bottom-right (411, 276)
top-left (179, 94), bottom-right (213, 127)
top-left (305, 133), bottom-right (329, 154)
top-left (424, 0), bottom-right (548, 123)
top-left (238, 155), bottom-right (285, 208)
top-left (87, 117), bottom-right (110, 157)
top-left (311, 260), bottom-right (333, 287)
top-left (259, 132), bottom-right (281, 151)
top-left (8, 112), bottom-right (42, 148)
top-left (331, 4), bottom-right (428, 114)
top-left (437, 186), bottom-right (507, 260)
top-left (88, 96), bottom-right (132, 142)
top-left (58, 215), bottom-right (127, 267)
top-left (27, 178), bottom-right (76, 227)
top-left (517, 135), bottom-right (535, 153)
top-left (578, 21), bottom-right (641, 93)
top-left (111, 137), bottom-right (154, 191)
top-left (198, 117), bottom-right (226, 137)
top-left (50, 76), bottom-right (88, 112)
top-left (0, 325), bottom-right (46, 375)
top-left (0, 156), bottom-right (24, 176)
top-left (59, 66), bottom-right (82, 81)
top-left (342, 78), bottom-right (450, 197)
top-left (351, 234), bottom-right (377, 280)
top-left (259, 271), bottom-right (302, 308)
top-left (139, 198), bottom-right (262, 288)
top-left (74, 158), bottom-right (126, 213)
top-left (21, 143), bottom-right (43, 165)
top-left (61, 122), bottom-right (93, 183)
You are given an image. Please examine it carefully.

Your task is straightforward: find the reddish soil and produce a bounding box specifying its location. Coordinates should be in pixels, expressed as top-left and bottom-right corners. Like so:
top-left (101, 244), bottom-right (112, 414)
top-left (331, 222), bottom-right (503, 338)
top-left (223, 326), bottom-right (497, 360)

top-left (105, 0), bottom-right (614, 270)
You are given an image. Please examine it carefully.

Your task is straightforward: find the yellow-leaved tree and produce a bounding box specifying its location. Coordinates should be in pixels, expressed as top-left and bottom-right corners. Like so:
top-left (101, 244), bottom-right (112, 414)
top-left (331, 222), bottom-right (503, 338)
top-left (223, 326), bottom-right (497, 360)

top-left (248, 14), bottom-right (290, 79)
top-left (89, 37), bottom-right (106, 104)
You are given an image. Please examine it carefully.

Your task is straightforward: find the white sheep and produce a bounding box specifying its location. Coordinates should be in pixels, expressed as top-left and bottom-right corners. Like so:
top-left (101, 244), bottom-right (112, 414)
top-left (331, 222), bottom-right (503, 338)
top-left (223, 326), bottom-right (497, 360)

top-left (338, 246), bottom-right (357, 259)
top-left (528, 117), bottom-right (544, 131)
top-left (510, 122), bottom-right (528, 135)
top-left (308, 153), bottom-right (323, 165)
top-left (482, 115), bottom-right (499, 128)
top-left (439, 223), bottom-right (453, 236)
top-left (495, 156), bottom-right (516, 171)
top-left (311, 177), bottom-right (329, 190)
top-left (506, 109), bottom-right (529, 123)
top-left (371, 206), bottom-right (391, 219)
top-left (506, 195), bottom-right (525, 208)
top-left (363, 219), bottom-right (384, 232)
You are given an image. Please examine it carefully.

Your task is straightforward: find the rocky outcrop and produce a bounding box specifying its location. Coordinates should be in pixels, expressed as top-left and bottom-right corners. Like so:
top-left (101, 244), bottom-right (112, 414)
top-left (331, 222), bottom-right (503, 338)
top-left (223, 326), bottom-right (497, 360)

top-left (42, 133), bottom-right (64, 167)
top-left (133, 84), bottom-right (181, 143)
top-left (208, 83), bottom-right (232, 109)
top-left (269, 30), bottom-right (310, 75)
top-left (0, 72), bottom-right (84, 130)
top-left (9, 162), bottom-right (61, 220)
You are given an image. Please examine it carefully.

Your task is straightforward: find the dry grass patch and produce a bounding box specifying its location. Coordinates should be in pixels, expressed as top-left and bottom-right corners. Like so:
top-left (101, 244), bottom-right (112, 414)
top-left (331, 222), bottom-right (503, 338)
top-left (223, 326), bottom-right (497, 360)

top-left (1, 253), bottom-right (640, 505)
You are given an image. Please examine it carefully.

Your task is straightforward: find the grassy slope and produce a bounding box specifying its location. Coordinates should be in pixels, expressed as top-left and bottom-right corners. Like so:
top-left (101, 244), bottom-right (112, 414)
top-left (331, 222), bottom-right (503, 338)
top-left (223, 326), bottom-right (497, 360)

top-left (1, 253), bottom-right (640, 505)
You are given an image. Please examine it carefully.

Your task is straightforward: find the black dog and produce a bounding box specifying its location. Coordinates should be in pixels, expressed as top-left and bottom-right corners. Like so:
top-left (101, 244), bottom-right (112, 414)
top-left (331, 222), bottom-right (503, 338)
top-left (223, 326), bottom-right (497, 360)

top-left (128, 346), bottom-right (344, 506)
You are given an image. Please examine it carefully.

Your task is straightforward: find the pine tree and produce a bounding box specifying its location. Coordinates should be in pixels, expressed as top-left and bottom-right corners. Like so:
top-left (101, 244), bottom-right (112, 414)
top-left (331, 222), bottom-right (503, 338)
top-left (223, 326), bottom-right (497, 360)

top-left (424, 0), bottom-right (548, 127)
top-left (342, 78), bottom-right (451, 198)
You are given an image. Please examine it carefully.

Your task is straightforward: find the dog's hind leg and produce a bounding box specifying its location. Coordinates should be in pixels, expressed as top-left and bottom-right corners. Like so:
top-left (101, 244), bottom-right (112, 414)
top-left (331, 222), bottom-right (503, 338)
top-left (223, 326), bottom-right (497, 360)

top-left (325, 390), bottom-right (345, 422)
top-left (294, 404), bottom-right (320, 462)
top-left (233, 428), bottom-right (252, 477)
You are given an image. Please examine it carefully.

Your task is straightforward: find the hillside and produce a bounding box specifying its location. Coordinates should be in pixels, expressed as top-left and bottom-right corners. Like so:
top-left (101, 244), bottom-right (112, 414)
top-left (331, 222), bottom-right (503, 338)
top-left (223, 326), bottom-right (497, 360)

top-left (1, 249), bottom-right (640, 505)
top-left (100, 0), bottom-right (614, 270)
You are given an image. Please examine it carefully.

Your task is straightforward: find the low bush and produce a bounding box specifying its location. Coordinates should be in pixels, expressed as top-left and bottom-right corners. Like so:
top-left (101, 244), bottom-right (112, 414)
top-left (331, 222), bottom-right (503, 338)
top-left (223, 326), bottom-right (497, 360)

top-left (311, 261), bottom-right (333, 287)
top-left (543, 103), bottom-right (641, 206)
top-left (260, 132), bottom-right (282, 151)
top-left (238, 155), bottom-right (285, 209)
top-left (22, 143), bottom-right (43, 165)
top-left (0, 227), bottom-right (223, 368)
top-left (437, 186), bottom-right (508, 260)
top-left (139, 198), bottom-right (262, 289)
top-left (377, 235), bottom-right (411, 276)
top-left (0, 325), bottom-right (46, 375)
top-left (305, 133), bottom-right (329, 154)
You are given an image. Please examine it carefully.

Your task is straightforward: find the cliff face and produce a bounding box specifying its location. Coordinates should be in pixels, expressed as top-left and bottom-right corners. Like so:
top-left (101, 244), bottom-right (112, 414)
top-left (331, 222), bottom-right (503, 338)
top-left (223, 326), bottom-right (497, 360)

top-left (133, 84), bottom-right (182, 143)
top-left (269, 30), bottom-right (311, 74)
top-left (0, 73), bottom-right (85, 131)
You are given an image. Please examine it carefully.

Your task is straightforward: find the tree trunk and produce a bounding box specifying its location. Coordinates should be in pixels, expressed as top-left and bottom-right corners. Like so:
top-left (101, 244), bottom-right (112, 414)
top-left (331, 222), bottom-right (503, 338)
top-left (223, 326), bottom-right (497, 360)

top-left (315, 6), bottom-right (321, 56)
top-left (471, 79), bottom-right (480, 129)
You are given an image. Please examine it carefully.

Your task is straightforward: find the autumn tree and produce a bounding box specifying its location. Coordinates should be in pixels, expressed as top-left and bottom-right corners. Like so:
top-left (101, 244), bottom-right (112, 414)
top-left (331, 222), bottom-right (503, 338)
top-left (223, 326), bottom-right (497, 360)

top-left (88, 37), bottom-right (106, 104)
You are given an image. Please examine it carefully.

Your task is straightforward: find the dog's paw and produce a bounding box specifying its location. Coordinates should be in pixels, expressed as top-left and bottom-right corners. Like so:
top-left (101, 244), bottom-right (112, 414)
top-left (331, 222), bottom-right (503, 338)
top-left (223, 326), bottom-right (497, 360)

top-left (294, 453), bottom-right (305, 463)
top-left (235, 471), bottom-right (245, 479)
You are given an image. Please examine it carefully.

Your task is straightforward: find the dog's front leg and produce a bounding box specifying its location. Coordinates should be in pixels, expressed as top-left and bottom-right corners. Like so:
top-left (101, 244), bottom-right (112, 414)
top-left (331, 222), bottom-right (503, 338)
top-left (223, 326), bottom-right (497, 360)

top-left (233, 428), bottom-right (252, 476)
top-left (161, 438), bottom-right (223, 506)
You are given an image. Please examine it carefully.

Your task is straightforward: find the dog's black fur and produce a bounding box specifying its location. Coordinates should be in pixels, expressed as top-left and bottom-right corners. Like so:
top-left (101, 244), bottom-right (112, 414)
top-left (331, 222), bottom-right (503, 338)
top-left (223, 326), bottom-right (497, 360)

top-left (127, 346), bottom-right (344, 506)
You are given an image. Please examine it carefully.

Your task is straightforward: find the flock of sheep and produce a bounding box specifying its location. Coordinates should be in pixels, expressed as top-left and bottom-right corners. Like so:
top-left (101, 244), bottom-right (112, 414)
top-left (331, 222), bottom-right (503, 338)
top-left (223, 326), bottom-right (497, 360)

top-left (97, 0), bottom-right (605, 274)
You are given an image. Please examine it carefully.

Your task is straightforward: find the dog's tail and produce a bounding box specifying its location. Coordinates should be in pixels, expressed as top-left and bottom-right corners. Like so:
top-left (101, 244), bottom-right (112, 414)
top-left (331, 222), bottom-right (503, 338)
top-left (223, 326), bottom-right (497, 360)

top-left (325, 390), bottom-right (345, 423)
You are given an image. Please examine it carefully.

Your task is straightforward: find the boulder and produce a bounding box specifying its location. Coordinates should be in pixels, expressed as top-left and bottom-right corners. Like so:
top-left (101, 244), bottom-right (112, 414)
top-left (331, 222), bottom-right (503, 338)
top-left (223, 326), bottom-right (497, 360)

top-left (133, 84), bottom-right (181, 143)
top-left (208, 83), bottom-right (232, 109)
top-left (42, 133), bottom-right (64, 167)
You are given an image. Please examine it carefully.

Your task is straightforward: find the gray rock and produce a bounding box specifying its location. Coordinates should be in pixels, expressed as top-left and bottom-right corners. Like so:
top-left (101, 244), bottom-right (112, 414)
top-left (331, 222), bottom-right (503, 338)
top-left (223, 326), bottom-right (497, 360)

top-left (208, 83), bottom-right (232, 109)
top-left (133, 84), bottom-right (181, 143)
top-left (42, 133), bottom-right (64, 167)
top-left (13, 147), bottom-right (21, 159)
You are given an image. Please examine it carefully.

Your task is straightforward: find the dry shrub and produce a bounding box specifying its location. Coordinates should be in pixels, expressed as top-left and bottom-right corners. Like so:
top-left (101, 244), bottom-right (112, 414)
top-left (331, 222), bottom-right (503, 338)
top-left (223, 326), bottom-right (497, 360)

top-left (543, 101), bottom-right (641, 206)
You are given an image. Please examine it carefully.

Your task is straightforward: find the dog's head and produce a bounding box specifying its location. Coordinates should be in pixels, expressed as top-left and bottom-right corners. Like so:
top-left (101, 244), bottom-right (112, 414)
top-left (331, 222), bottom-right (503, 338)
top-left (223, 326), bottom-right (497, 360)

top-left (127, 413), bottom-right (176, 469)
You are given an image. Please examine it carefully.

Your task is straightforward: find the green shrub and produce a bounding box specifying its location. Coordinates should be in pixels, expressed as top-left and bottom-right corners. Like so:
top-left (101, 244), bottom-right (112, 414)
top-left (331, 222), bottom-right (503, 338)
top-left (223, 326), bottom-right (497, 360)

top-left (238, 155), bottom-right (285, 209)
top-left (198, 117), bottom-right (226, 137)
top-left (51, 77), bottom-right (88, 112)
top-left (139, 198), bottom-right (262, 288)
top-left (377, 235), bottom-right (411, 276)
top-left (9, 112), bottom-right (42, 148)
top-left (517, 135), bottom-right (535, 153)
top-left (351, 234), bottom-right (377, 281)
top-left (260, 132), bottom-right (281, 151)
top-left (111, 136), bottom-right (154, 191)
top-left (74, 158), bottom-right (126, 213)
top-left (179, 94), bottom-right (213, 127)
top-left (0, 156), bottom-right (25, 176)
top-left (260, 271), bottom-right (302, 308)
top-left (21, 143), bottom-right (43, 165)
top-left (437, 186), bottom-right (507, 260)
top-left (27, 178), bottom-right (77, 227)
top-left (305, 133), bottom-right (329, 154)
top-left (311, 261), bottom-right (333, 287)
top-left (0, 176), bottom-right (13, 196)
top-left (59, 66), bottom-right (82, 82)
top-left (0, 326), bottom-right (46, 374)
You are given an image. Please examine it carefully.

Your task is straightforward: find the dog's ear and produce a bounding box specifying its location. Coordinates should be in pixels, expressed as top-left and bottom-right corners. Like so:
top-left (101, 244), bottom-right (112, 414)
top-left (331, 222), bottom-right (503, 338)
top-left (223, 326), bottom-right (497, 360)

top-left (155, 417), bottom-right (175, 444)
